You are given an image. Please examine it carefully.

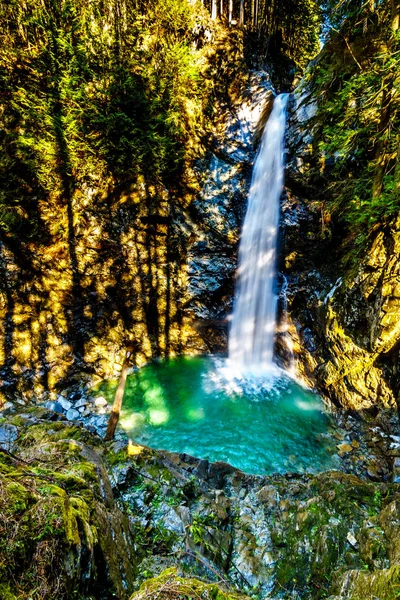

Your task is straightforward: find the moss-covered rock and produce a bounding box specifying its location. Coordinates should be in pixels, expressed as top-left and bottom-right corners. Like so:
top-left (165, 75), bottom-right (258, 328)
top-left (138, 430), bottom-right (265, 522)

top-left (105, 438), bottom-right (400, 600)
top-left (330, 565), bottom-right (400, 600)
top-left (284, 99), bottom-right (400, 413)
top-left (1, 407), bottom-right (400, 600)
top-left (130, 568), bottom-right (250, 600)
top-left (0, 410), bottom-right (136, 599)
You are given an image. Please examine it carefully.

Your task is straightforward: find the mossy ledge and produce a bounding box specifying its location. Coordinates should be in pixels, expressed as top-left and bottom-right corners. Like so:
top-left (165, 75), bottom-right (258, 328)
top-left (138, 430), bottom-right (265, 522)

top-left (130, 567), bottom-right (249, 600)
top-left (0, 408), bottom-right (136, 599)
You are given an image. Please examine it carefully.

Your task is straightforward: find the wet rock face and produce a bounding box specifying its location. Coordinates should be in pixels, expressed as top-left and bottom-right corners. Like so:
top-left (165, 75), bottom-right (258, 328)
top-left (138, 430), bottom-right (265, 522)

top-left (0, 70), bottom-right (274, 403)
top-left (280, 87), bottom-right (400, 412)
top-left (185, 71), bottom-right (274, 352)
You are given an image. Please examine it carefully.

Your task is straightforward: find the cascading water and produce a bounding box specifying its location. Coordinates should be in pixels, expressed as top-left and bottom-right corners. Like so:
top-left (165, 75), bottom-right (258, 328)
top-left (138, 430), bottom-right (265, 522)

top-left (229, 93), bottom-right (289, 370)
top-left (113, 93), bottom-right (339, 477)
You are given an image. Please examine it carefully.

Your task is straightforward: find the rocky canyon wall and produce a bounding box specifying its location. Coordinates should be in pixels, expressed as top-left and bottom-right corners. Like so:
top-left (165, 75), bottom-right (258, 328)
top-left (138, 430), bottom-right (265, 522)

top-left (0, 59), bottom-right (273, 404)
top-left (281, 91), bottom-right (400, 413)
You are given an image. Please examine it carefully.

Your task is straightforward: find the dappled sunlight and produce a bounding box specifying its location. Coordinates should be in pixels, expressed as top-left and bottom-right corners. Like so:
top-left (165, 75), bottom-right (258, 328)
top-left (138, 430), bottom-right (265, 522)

top-left (0, 0), bottom-right (213, 397)
top-left (186, 407), bottom-right (205, 422)
top-left (127, 440), bottom-right (145, 456)
top-left (120, 412), bottom-right (146, 432)
top-left (149, 409), bottom-right (170, 425)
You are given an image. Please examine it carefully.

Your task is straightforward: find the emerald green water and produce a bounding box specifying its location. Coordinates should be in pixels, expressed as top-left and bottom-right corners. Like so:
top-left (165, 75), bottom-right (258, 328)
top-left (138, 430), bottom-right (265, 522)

top-left (110, 356), bottom-right (339, 475)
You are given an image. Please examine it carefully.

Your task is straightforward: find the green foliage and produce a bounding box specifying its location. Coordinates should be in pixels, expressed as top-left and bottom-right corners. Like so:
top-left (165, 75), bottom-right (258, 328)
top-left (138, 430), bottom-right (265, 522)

top-left (0, 0), bottom-right (211, 238)
top-left (278, 0), bottom-right (321, 68)
top-left (187, 512), bottom-right (215, 551)
top-left (305, 0), bottom-right (400, 254)
top-left (242, 0), bottom-right (321, 82)
top-left (0, 0), bottom-right (325, 243)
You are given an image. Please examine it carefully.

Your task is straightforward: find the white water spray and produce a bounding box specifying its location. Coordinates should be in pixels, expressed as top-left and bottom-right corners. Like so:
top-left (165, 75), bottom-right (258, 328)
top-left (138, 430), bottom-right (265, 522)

top-left (229, 93), bottom-right (289, 370)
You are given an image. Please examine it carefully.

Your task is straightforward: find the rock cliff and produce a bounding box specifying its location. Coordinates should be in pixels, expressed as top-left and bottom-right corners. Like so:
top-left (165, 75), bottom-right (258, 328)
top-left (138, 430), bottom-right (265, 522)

top-left (0, 52), bottom-right (273, 404)
top-left (281, 90), bottom-right (400, 413)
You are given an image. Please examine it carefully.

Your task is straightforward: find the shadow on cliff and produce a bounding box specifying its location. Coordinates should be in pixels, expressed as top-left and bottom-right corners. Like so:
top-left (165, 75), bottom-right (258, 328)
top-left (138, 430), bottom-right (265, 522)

top-left (0, 108), bottom-right (52, 394)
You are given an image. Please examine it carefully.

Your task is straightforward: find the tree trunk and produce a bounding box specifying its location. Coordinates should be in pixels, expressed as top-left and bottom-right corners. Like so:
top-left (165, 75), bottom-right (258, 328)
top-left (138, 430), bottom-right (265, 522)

top-left (104, 349), bottom-right (132, 442)
top-left (239, 0), bottom-right (244, 25)
top-left (396, 134), bottom-right (400, 189)
top-left (211, 0), bottom-right (217, 19)
top-left (228, 0), bottom-right (233, 23)
top-left (229, 0), bottom-right (233, 24)
top-left (372, 82), bottom-right (393, 198)
top-left (392, 0), bottom-right (400, 30)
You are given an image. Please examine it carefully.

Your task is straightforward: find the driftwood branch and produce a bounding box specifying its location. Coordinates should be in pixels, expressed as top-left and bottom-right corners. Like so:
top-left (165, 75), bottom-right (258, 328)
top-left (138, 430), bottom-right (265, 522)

top-left (104, 346), bottom-right (134, 442)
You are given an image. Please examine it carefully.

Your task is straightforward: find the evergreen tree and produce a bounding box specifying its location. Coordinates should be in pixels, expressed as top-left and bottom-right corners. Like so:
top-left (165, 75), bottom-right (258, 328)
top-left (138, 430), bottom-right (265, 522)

top-left (304, 0), bottom-right (400, 252)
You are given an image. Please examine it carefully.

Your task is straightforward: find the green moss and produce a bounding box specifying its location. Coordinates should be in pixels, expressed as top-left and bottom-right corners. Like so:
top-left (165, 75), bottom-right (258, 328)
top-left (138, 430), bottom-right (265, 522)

top-left (18, 422), bottom-right (65, 446)
top-left (70, 496), bottom-right (97, 548)
top-left (270, 473), bottom-right (397, 597)
top-left (4, 480), bottom-right (33, 513)
top-left (0, 583), bottom-right (17, 600)
top-left (71, 460), bottom-right (98, 477)
top-left (0, 414), bottom-right (138, 598)
top-left (0, 477), bottom-right (68, 597)
top-left (130, 567), bottom-right (250, 600)
top-left (332, 565), bottom-right (400, 600)
top-left (10, 415), bottom-right (27, 427)
top-left (107, 448), bottom-right (129, 465)
top-left (52, 471), bottom-right (91, 490)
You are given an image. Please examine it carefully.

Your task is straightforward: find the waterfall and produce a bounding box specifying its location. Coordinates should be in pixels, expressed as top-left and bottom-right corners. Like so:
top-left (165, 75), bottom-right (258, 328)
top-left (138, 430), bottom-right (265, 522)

top-left (229, 93), bottom-right (289, 370)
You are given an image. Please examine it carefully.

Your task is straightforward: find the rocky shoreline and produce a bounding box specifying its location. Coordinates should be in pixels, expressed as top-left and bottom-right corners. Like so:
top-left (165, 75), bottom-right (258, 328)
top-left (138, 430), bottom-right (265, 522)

top-left (3, 363), bottom-right (400, 483)
top-left (1, 400), bottom-right (400, 599)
